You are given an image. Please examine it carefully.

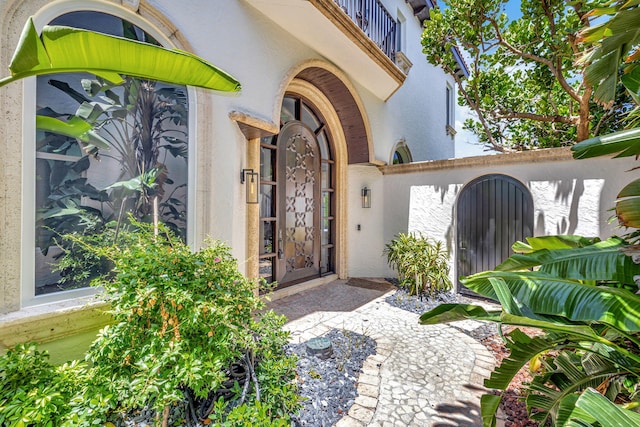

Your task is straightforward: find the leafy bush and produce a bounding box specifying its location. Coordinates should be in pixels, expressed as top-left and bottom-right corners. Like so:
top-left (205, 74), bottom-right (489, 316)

top-left (1, 223), bottom-right (300, 426)
top-left (0, 344), bottom-right (97, 427)
top-left (384, 232), bottom-right (452, 295)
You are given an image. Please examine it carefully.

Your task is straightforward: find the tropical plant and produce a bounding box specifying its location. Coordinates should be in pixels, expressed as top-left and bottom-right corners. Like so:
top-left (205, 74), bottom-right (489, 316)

top-left (0, 343), bottom-right (97, 427)
top-left (0, 17), bottom-right (241, 91)
top-left (82, 222), bottom-right (299, 425)
top-left (421, 0), bottom-right (632, 152)
top-left (384, 232), bottom-right (452, 296)
top-left (420, 234), bottom-right (640, 426)
top-left (0, 223), bottom-right (300, 426)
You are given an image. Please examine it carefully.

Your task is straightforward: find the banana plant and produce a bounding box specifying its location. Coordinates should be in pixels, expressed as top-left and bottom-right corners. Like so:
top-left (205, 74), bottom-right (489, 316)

top-left (0, 17), bottom-right (241, 92)
top-left (577, 1), bottom-right (640, 106)
top-left (420, 235), bottom-right (640, 426)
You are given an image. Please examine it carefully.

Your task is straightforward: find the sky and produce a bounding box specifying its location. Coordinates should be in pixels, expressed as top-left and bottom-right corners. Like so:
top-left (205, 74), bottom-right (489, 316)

top-left (454, 1), bottom-right (521, 158)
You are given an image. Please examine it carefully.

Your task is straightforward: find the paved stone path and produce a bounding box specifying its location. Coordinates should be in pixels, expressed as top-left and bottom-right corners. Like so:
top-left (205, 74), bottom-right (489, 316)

top-left (268, 280), bottom-right (497, 426)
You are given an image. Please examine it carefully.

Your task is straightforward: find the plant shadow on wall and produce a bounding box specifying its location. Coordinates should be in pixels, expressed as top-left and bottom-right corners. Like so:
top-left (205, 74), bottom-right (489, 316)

top-left (0, 223), bottom-right (300, 427)
top-left (36, 72), bottom-right (189, 294)
top-left (420, 2), bottom-right (640, 426)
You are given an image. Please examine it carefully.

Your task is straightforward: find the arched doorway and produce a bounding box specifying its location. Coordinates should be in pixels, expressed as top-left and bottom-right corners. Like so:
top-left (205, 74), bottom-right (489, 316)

top-left (456, 174), bottom-right (534, 292)
top-left (259, 94), bottom-right (337, 287)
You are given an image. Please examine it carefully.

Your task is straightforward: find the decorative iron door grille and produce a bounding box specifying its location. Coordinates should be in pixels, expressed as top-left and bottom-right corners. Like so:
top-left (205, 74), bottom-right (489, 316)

top-left (276, 121), bottom-right (321, 284)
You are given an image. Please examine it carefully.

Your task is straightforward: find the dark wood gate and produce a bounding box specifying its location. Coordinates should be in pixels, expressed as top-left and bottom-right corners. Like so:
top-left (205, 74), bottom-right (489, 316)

top-left (456, 174), bottom-right (533, 292)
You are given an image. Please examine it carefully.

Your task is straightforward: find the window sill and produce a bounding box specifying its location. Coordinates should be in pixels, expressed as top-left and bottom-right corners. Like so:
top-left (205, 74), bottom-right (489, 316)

top-left (0, 294), bottom-right (110, 352)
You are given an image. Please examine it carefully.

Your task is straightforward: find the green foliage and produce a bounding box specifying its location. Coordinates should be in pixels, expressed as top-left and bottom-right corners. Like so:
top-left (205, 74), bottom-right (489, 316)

top-left (422, 0), bottom-right (630, 151)
top-left (0, 17), bottom-right (241, 91)
top-left (0, 223), bottom-right (300, 425)
top-left (36, 71), bottom-right (191, 292)
top-left (83, 222), bottom-right (298, 420)
top-left (578, 1), bottom-right (640, 106)
top-left (420, 235), bottom-right (640, 426)
top-left (0, 344), bottom-right (99, 427)
top-left (384, 232), bottom-right (452, 296)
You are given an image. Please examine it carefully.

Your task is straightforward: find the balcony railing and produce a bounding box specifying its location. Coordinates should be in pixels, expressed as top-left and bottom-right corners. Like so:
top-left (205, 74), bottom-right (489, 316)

top-left (334, 0), bottom-right (396, 61)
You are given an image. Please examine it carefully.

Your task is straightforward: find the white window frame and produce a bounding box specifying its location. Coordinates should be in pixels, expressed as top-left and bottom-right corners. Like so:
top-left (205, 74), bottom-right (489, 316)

top-left (445, 83), bottom-right (456, 137)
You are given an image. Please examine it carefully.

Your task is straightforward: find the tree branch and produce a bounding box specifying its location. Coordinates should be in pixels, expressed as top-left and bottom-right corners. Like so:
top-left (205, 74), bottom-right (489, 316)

top-left (492, 109), bottom-right (579, 124)
top-left (445, 62), bottom-right (506, 153)
top-left (486, 16), bottom-right (581, 103)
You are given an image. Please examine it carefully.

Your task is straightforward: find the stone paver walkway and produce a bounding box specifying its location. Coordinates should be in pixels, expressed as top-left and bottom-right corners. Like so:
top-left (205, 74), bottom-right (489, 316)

top-left (268, 279), bottom-right (497, 427)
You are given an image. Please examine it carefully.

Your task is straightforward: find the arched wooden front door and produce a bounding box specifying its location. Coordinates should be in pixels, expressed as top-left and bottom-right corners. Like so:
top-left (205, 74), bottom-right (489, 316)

top-left (456, 174), bottom-right (533, 292)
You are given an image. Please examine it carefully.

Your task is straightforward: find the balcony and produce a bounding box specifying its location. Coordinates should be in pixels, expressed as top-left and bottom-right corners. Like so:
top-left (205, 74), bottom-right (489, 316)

top-left (333, 0), bottom-right (397, 62)
top-left (244, 0), bottom-right (406, 100)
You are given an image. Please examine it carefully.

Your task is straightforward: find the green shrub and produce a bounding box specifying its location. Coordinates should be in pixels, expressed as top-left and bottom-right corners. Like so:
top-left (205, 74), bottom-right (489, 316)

top-left (384, 232), bottom-right (453, 295)
top-left (84, 222), bottom-right (299, 424)
top-left (0, 344), bottom-right (93, 427)
top-left (1, 222), bottom-right (299, 426)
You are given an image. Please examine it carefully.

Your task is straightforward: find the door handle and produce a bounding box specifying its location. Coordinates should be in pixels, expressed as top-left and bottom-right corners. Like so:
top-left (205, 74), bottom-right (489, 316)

top-left (277, 230), bottom-right (284, 259)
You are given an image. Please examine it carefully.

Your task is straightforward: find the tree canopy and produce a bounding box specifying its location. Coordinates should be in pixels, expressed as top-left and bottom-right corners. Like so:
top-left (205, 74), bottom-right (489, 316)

top-left (422, 0), bottom-right (631, 152)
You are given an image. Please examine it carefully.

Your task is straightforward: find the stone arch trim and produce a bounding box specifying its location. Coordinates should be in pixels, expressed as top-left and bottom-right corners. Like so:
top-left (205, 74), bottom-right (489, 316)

top-left (275, 60), bottom-right (373, 165)
top-left (390, 139), bottom-right (413, 165)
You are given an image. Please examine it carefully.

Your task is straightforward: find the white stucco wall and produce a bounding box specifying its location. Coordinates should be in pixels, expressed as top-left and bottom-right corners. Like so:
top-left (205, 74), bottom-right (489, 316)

top-left (364, 2), bottom-right (457, 163)
top-left (379, 149), bottom-right (636, 283)
top-left (346, 165), bottom-right (386, 277)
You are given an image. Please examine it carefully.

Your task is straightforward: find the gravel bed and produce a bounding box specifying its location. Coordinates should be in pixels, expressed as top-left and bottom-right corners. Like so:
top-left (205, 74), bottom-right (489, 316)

top-left (384, 285), bottom-right (500, 341)
top-left (288, 329), bottom-right (376, 427)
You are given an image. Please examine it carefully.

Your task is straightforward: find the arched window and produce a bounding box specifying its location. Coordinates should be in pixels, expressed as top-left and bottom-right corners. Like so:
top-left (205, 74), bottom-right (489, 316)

top-left (34, 11), bottom-right (189, 296)
top-left (391, 140), bottom-right (412, 164)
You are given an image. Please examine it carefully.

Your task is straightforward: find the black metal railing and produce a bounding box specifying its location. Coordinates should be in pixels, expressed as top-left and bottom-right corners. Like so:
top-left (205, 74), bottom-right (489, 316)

top-left (334, 0), bottom-right (396, 61)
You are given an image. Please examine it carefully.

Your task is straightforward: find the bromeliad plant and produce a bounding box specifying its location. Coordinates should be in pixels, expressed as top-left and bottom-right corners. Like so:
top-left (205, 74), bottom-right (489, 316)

top-left (384, 232), bottom-right (453, 296)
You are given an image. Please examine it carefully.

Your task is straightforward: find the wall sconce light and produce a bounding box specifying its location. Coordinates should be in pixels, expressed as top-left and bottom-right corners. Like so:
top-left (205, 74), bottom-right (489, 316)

top-left (361, 186), bottom-right (371, 208)
top-left (241, 168), bottom-right (259, 204)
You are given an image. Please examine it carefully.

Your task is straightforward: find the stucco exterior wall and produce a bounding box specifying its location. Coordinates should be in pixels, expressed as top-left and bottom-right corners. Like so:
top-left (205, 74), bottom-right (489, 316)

top-left (347, 165), bottom-right (386, 277)
top-left (0, 0), bottom-right (472, 354)
top-left (380, 148), bottom-right (636, 283)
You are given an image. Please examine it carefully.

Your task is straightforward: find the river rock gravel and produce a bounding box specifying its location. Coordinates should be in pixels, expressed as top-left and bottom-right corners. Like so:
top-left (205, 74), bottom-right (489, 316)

top-left (287, 329), bottom-right (377, 427)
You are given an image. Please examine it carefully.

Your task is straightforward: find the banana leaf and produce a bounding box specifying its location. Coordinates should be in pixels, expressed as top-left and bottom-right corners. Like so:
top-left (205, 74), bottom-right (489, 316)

top-left (36, 115), bottom-right (110, 151)
top-left (0, 17), bottom-right (241, 93)
top-left (461, 271), bottom-right (640, 332)
top-left (571, 128), bottom-right (640, 159)
top-left (419, 303), bottom-right (603, 341)
top-left (574, 388), bottom-right (640, 426)
top-left (616, 178), bottom-right (640, 228)
top-left (495, 237), bottom-right (640, 285)
top-left (527, 351), bottom-right (627, 426)
top-left (511, 235), bottom-right (600, 253)
top-left (578, 6), bottom-right (640, 105)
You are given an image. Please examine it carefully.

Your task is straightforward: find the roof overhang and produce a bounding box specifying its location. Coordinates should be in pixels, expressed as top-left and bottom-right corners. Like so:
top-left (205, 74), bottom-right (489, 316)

top-left (244, 0), bottom-right (405, 100)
